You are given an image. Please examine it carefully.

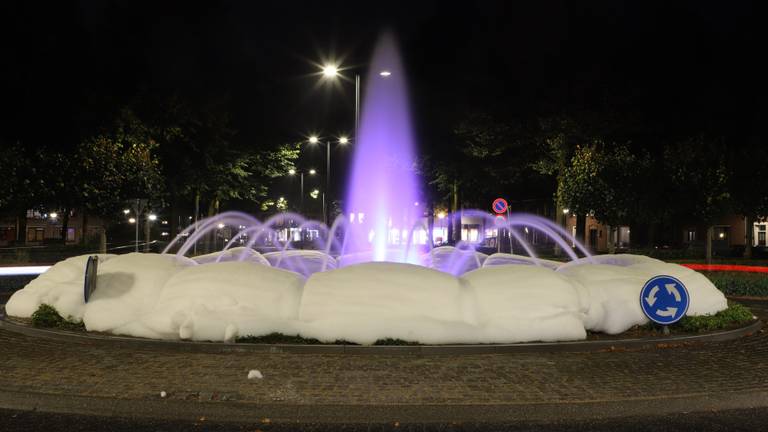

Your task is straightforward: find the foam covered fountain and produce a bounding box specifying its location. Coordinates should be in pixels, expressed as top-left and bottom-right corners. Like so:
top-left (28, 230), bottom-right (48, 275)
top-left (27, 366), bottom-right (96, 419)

top-left (5, 33), bottom-right (728, 344)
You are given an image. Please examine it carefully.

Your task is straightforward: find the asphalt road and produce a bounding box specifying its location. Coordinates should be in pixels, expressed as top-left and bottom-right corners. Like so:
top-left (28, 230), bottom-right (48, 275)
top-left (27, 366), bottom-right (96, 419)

top-left (2, 407), bottom-right (768, 431)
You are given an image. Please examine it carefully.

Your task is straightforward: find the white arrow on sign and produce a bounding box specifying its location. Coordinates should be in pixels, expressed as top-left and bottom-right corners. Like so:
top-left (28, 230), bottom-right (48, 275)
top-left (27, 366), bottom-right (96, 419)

top-left (645, 285), bottom-right (660, 307)
top-left (666, 283), bottom-right (682, 302)
top-left (656, 307), bottom-right (678, 317)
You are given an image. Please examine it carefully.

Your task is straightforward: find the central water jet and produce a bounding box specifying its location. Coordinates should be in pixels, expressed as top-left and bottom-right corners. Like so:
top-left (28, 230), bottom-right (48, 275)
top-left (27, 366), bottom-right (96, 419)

top-left (345, 32), bottom-right (421, 262)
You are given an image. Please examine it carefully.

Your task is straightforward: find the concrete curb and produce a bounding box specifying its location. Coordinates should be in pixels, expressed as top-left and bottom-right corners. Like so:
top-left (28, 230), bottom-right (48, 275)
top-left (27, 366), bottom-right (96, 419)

top-left (1, 304), bottom-right (762, 355)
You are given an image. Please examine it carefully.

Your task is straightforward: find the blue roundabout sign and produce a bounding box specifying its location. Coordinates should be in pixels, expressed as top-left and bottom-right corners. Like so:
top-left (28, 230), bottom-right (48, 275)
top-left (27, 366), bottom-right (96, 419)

top-left (640, 275), bottom-right (690, 325)
top-left (83, 255), bottom-right (99, 303)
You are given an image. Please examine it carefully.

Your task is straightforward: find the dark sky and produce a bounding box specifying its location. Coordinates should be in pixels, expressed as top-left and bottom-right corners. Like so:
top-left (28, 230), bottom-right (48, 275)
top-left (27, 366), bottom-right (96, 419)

top-left (2, 1), bottom-right (766, 200)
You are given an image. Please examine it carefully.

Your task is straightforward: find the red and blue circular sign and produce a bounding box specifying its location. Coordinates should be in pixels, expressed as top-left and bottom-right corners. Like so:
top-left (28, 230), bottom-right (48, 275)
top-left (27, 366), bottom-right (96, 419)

top-left (492, 198), bottom-right (508, 214)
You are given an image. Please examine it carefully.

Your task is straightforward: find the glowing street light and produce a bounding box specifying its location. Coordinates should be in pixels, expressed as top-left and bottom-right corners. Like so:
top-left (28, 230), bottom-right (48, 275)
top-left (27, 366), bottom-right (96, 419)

top-left (148, 214), bottom-right (158, 221)
top-left (321, 64), bottom-right (339, 78)
top-left (49, 212), bottom-right (58, 220)
top-left (123, 209), bottom-right (130, 215)
top-left (379, 70), bottom-right (391, 77)
top-left (563, 208), bottom-right (570, 214)
top-left (288, 169), bottom-right (317, 213)
top-left (316, 60), bottom-right (360, 148)
top-left (306, 136), bottom-right (349, 225)
top-left (128, 217), bottom-right (136, 224)
top-left (437, 212), bottom-right (446, 219)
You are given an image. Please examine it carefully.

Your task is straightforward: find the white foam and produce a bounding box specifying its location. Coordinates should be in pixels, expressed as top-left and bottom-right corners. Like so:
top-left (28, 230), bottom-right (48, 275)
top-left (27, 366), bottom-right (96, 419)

top-left (5, 252), bottom-right (729, 343)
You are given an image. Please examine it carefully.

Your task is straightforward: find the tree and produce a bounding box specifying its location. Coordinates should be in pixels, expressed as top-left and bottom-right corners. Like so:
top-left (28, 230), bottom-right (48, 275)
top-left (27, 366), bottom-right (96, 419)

top-left (558, 142), bottom-right (651, 252)
top-left (664, 136), bottom-right (731, 263)
top-left (77, 109), bottom-right (163, 252)
top-left (0, 140), bottom-right (47, 244)
top-left (425, 113), bottom-right (529, 245)
top-left (146, 96), bottom-right (298, 244)
top-left (531, 117), bottom-right (590, 248)
top-left (39, 152), bottom-right (80, 243)
top-left (728, 137), bottom-right (768, 258)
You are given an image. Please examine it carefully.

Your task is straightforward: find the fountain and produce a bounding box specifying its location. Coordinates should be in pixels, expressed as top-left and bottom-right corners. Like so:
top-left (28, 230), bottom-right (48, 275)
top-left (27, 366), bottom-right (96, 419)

top-left (345, 32), bottom-right (421, 263)
top-left (4, 33), bottom-right (729, 344)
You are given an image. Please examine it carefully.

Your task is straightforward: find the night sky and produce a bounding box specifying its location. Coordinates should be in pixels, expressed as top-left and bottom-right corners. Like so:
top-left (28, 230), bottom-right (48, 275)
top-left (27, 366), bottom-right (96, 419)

top-left (2, 1), bottom-right (765, 198)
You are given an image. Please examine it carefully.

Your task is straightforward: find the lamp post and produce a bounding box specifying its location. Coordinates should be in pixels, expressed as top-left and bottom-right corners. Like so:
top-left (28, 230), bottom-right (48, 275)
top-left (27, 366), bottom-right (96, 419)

top-left (288, 168), bottom-right (316, 214)
top-left (321, 65), bottom-right (360, 140)
top-left (125, 199), bottom-right (148, 252)
top-left (308, 135), bottom-right (349, 225)
top-left (146, 213), bottom-right (157, 252)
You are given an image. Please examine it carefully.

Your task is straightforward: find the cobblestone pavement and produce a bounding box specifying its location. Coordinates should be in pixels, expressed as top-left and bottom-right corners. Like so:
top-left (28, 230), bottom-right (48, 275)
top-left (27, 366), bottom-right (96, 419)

top-left (0, 300), bottom-right (766, 424)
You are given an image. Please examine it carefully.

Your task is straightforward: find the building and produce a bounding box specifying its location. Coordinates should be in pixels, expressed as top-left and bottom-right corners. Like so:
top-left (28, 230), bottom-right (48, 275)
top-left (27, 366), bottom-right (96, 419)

top-left (0, 210), bottom-right (106, 246)
top-left (564, 212), bottom-right (766, 254)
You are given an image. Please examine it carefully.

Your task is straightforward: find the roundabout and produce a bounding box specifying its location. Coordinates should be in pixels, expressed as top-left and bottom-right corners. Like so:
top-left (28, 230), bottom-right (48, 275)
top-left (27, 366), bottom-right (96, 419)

top-left (0, 298), bottom-right (766, 429)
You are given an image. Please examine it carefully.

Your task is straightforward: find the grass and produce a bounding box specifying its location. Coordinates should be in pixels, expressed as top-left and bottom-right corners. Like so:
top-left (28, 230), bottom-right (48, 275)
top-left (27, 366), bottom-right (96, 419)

top-left (30, 304), bottom-right (85, 331)
top-left (235, 332), bottom-right (421, 346)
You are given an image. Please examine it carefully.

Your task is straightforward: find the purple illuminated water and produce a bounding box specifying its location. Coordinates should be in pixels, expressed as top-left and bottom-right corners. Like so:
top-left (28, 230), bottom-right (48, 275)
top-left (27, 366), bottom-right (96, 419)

top-left (162, 32), bottom-right (595, 276)
top-left (345, 33), bottom-right (421, 262)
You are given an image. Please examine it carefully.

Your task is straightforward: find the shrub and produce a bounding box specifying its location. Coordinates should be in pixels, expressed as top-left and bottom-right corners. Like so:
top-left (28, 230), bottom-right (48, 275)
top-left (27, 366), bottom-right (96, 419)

top-left (31, 304), bottom-right (85, 331)
top-left (643, 302), bottom-right (755, 333)
top-left (372, 338), bottom-right (420, 346)
top-left (676, 302), bottom-right (755, 332)
top-left (702, 272), bottom-right (768, 297)
top-left (235, 333), bottom-right (422, 346)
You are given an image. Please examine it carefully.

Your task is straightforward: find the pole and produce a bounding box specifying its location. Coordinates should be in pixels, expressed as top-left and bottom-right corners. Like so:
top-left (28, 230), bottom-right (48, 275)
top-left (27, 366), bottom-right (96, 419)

top-left (355, 74), bottom-right (360, 140)
top-left (300, 172), bottom-right (304, 214)
top-left (134, 198), bottom-right (139, 253)
top-left (326, 141), bottom-right (331, 225)
top-left (144, 216), bottom-right (151, 252)
top-left (322, 192), bottom-right (327, 226)
top-left (193, 192), bottom-right (199, 256)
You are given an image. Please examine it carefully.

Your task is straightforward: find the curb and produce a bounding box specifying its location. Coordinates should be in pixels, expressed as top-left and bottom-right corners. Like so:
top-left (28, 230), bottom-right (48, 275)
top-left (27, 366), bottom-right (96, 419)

top-left (1, 304), bottom-right (762, 355)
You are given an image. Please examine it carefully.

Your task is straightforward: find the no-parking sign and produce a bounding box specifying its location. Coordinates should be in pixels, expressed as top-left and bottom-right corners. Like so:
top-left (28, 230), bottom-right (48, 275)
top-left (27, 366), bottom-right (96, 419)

top-left (492, 198), bottom-right (508, 214)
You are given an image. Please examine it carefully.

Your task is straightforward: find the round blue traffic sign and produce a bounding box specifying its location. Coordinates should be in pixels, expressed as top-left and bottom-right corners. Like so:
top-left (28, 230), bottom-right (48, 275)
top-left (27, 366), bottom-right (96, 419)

top-left (492, 198), bottom-right (508, 214)
top-left (639, 275), bottom-right (689, 325)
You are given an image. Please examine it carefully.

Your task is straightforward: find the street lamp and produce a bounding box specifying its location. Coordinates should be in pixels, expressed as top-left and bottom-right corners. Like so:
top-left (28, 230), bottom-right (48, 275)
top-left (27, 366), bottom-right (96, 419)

top-left (322, 64), bottom-right (338, 78)
top-left (307, 136), bottom-right (350, 225)
top-left (319, 62), bottom-right (361, 146)
top-left (288, 168), bottom-right (316, 213)
top-left (145, 213), bottom-right (157, 252)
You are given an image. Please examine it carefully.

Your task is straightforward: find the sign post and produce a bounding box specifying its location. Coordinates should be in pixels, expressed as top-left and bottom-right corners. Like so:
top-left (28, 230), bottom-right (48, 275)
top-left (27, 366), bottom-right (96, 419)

top-left (492, 198), bottom-right (508, 253)
top-left (640, 275), bottom-right (690, 333)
